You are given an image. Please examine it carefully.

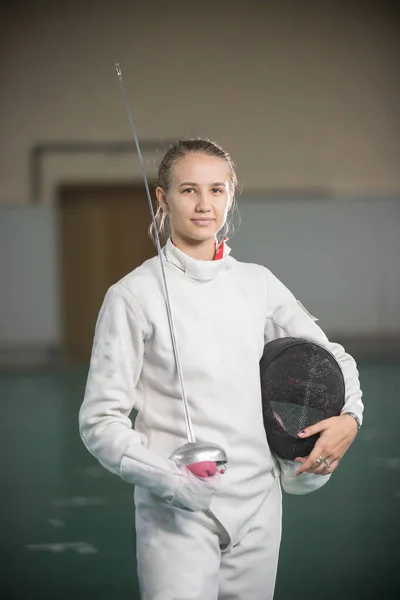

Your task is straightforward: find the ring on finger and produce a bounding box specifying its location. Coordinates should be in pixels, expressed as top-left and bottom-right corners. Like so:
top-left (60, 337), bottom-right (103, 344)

top-left (324, 460), bottom-right (331, 469)
top-left (316, 456), bottom-right (324, 465)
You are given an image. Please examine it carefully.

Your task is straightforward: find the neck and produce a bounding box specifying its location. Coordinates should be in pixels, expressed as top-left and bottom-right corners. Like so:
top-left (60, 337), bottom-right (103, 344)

top-left (170, 233), bottom-right (216, 261)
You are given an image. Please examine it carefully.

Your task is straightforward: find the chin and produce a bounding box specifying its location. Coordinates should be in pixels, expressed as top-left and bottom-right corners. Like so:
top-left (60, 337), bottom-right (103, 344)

top-left (189, 229), bottom-right (217, 243)
top-left (173, 223), bottom-right (219, 245)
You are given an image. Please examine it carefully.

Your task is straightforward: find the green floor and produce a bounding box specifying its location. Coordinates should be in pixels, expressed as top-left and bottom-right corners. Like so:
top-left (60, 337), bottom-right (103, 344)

top-left (1, 362), bottom-right (399, 599)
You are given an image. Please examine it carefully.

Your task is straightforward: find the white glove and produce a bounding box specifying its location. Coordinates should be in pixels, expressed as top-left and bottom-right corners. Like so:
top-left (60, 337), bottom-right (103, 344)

top-left (167, 467), bottom-right (222, 512)
top-left (277, 457), bottom-right (332, 495)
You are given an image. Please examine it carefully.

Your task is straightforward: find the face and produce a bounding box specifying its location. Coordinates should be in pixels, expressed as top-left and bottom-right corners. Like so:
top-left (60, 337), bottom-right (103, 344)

top-left (156, 153), bottom-right (234, 248)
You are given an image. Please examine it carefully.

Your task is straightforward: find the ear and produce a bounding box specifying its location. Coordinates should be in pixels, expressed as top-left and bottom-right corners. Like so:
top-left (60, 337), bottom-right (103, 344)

top-left (156, 186), bottom-right (169, 212)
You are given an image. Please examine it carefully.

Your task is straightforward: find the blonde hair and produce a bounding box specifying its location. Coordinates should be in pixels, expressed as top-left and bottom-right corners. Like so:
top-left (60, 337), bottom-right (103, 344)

top-left (149, 138), bottom-right (238, 244)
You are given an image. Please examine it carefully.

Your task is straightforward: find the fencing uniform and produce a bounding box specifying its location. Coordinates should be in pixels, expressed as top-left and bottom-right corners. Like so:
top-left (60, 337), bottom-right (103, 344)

top-left (79, 238), bottom-right (363, 599)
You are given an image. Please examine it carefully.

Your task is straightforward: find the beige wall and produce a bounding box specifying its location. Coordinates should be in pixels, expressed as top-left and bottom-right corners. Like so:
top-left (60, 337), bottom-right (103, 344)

top-left (1, 0), bottom-right (399, 204)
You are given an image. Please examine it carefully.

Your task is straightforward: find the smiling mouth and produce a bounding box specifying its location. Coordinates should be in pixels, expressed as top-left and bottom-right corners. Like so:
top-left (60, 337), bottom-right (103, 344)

top-left (192, 218), bottom-right (214, 223)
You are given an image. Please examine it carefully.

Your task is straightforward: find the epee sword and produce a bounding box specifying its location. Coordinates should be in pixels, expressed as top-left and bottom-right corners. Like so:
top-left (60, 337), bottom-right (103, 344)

top-left (115, 63), bottom-right (227, 475)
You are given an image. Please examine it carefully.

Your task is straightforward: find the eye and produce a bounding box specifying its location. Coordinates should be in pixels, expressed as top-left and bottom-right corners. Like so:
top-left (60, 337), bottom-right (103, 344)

top-left (182, 188), bottom-right (196, 194)
top-left (212, 188), bottom-right (224, 194)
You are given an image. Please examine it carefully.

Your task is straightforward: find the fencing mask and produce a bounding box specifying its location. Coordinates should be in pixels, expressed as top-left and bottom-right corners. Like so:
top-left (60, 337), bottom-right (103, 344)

top-left (260, 337), bottom-right (345, 460)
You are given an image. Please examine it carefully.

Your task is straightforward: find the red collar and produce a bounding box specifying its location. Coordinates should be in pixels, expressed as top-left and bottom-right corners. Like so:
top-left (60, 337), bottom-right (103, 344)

top-left (214, 237), bottom-right (228, 260)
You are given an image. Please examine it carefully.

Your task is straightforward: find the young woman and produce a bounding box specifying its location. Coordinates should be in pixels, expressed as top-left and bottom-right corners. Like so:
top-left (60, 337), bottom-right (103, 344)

top-left (79, 139), bottom-right (363, 600)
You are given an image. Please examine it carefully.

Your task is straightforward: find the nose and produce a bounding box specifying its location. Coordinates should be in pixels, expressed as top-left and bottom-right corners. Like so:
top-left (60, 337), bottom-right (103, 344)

top-left (195, 190), bottom-right (212, 213)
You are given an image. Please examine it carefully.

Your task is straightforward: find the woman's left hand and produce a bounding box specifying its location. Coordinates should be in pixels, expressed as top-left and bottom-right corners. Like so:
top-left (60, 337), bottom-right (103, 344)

top-left (294, 414), bottom-right (358, 476)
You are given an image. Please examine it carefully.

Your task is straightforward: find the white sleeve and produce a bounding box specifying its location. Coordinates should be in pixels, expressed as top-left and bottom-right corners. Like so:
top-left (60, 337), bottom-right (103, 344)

top-left (264, 269), bottom-right (364, 495)
top-left (276, 457), bottom-right (332, 495)
top-left (78, 284), bottom-right (185, 503)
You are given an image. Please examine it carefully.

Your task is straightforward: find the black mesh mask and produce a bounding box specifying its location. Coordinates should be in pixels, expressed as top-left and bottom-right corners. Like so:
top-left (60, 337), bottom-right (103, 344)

top-left (260, 337), bottom-right (345, 460)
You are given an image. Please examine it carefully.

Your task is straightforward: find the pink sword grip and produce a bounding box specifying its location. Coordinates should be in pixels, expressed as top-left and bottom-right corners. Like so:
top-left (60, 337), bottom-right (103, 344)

top-left (187, 461), bottom-right (225, 477)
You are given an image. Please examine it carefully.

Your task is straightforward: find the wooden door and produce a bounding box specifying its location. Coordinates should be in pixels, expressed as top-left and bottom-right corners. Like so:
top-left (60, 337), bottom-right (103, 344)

top-left (58, 184), bottom-right (156, 363)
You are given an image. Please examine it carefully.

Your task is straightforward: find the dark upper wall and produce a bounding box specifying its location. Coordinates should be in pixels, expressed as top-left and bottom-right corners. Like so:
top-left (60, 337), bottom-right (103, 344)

top-left (1, 0), bottom-right (399, 204)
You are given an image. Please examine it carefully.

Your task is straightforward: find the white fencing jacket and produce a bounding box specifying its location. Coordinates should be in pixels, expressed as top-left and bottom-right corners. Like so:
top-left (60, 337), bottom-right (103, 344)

top-left (79, 238), bottom-right (363, 542)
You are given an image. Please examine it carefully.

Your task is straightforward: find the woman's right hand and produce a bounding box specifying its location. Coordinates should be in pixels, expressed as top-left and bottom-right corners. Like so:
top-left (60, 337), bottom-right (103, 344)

top-left (168, 464), bottom-right (222, 512)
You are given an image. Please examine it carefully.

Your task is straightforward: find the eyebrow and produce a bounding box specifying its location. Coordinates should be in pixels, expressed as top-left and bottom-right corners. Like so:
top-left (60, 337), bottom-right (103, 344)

top-left (179, 182), bottom-right (226, 187)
